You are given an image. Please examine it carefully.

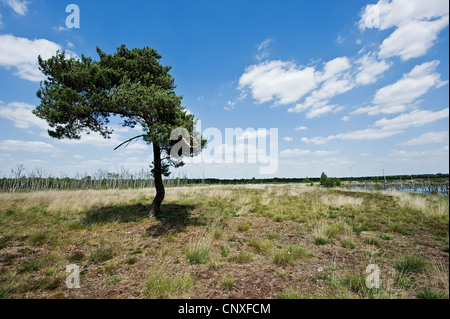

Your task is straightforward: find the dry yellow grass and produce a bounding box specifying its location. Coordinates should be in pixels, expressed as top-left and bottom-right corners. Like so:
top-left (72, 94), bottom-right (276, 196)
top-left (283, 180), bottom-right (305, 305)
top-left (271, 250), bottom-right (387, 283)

top-left (428, 258), bottom-right (449, 293)
top-left (313, 221), bottom-right (331, 241)
top-left (384, 190), bottom-right (449, 218)
top-left (321, 195), bottom-right (363, 207)
top-left (0, 188), bottom-right (154, 214)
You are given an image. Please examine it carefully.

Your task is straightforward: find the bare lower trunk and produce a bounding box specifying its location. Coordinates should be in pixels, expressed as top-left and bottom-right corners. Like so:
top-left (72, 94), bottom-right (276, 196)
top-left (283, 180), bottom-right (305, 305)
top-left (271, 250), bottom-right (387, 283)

top-left (149, 142), bottom-right (165, 217)
top-left (149, 195), bottom-right (163, 217)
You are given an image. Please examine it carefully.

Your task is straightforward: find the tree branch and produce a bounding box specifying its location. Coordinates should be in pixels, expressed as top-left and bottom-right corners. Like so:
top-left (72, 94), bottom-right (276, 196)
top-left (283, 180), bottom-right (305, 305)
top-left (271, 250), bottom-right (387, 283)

top-left (114, 135), bottom-right (146, 150)
top-left (183, 136), bottom-right (199, 148)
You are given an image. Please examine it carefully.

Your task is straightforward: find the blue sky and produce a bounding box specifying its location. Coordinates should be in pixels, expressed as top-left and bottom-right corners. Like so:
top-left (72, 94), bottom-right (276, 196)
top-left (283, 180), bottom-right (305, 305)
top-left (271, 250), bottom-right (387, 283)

top-left (0, 0), bottom-right (449, 179)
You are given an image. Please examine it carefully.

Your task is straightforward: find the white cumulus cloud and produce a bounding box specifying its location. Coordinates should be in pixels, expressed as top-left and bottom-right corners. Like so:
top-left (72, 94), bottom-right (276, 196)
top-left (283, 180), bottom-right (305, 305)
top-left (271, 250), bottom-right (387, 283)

top-left (355, 53), bottom-right (392, 85)
top-left (359, 0), bottom-right (449, 61)
top-left (359, 0), bottom-right (449, 31)
top-left (400, 131), bottom-right (449, 146)
top-left (0, 34), bottom-right (63, 82)
top-left (238, 60), bottom-right (317, 105)
top-left (0, 140), bottom-right (59, 153)
top-left (1, 0), bottom-right (29, 15)
top-left (353, 61), bottom-right (448, 115)
top-left (379, 16), bottom-right (449, 61)
top-left (0, 101), bottom-right (50, 130)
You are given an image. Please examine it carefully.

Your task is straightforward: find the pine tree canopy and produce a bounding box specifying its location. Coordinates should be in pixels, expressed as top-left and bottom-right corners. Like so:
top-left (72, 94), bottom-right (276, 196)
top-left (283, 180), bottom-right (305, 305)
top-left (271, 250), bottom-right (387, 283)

top-left (34, 44), bottom-right (205, 167)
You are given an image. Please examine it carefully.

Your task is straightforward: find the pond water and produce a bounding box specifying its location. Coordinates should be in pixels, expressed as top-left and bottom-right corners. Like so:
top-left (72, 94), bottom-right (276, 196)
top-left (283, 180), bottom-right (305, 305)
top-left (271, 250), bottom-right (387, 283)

top-left (345, 184), bottom-right (449, 196)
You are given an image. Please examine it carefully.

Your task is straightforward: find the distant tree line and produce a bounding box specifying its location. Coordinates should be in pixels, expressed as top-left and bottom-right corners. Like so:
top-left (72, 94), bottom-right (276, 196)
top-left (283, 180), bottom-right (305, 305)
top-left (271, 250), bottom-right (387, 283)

top-left (0, 164), bottom-right (447, 193)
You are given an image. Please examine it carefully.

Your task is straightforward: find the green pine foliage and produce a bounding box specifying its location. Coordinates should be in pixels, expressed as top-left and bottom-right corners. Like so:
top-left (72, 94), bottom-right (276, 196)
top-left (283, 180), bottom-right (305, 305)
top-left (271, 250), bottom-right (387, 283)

top-left (33, 45), bottom-right (206, 214)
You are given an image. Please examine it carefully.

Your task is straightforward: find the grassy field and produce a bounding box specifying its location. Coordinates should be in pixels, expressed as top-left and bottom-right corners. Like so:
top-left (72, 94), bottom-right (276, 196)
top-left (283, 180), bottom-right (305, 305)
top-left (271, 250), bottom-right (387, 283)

top-left (0, 184), bottom-right (448, 299)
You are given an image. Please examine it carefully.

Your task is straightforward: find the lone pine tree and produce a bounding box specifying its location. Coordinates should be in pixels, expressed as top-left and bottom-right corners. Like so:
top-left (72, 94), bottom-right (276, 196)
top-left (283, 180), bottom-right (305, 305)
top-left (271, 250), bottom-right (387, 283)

top-left (34, 45), bottom-right (206, 216)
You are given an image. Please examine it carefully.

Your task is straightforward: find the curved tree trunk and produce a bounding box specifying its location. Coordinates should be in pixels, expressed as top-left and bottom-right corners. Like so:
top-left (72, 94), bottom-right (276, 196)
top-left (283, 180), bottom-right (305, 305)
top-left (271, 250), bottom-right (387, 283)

top-left (149, 142), bottom-right (165, 217)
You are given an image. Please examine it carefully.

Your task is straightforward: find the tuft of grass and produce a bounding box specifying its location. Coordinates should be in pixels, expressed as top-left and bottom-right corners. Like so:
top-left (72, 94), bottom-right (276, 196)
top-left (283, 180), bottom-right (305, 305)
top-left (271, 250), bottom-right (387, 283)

top-left (424, 199), bottom-right (450, 219)
top-left (340, 270), bottom-right (389, 299)
top-left (220, 246), bottom-right (230, 258)
top-left (89, 248), bottom-right (114, 263)
top-left (0, 271), bottom-right (18, 299)
top-left (417, 288), bottom-right (448, 299)
top-left (28, 232), bottom-right (48, 246)
top-left (207, 260), bottom-right (226, 270)
top-left (67, 222), bottom-right (90, 231)
top-left (40, 251), bottom-right (64, 267)
top-left (314, 237), bottom-right (329, 246)
top-left (69, 251), bottom-right (84, 263)
top-left (340, 271), bottom-right (373, 296)
top-left (312, 221), bottom-right (353, 246)
top-left (212, 228), bottom-right (225, 240)
top-left (327, 222), bottom-right (354, 239)
top-left (351, 223), bottom-right (364, 235)
top-left (276, 287), bottom-right (300, 299)
top-left (441, 246), bottom-right (449, 253)
top-left (185, 246), bottom-right (210, 265)
top-left (379, 233), bottom-right (394, 241)
top-left (236, 222), bottom-right (251, 232)
top-left (143, 266), bottom-right (194, 299)
top-left (395, 276), bottom-right (412, 289)
top-left (313, 221), bottom-right (331, 243)
top-left (102, 261), bottom-right (118, 275)
top-left (364, 251), bottom-right (378, 258)
top-left (219, 275), bottom-right (236, 291)
top-left (185, 233), bottom-right (212, 265)
top-left (249, 238), bottom-right (273, 255)
top-left (394, 255), bottom-right (427, 273)
top-left (267, 231), bottom-right (280, 240)
top-left (0, 236), bottom-right (12, 250)
top-left (126, 257), bottom-right (137, 265)
top-left (340, 272), bottom-right (363, 293)
top-left (342, 239), bottom-right (356, 250)
top-left (19, 259), bottom-right (43, 273)
top-left (163, 234), bottom-right (176, 243)
top-left (0, 284), bottom-right (14, 299)
top-left (44, 269), bottom-right (55, 277)
top-left (5, 209), bottom-right (15, 216)
top-left (273, 214), bottom-right (286, 222)
top-left (363, 237), bottom-right (382, 248)
top-left (228, 252), bottom-right (252, 264)
top-left (272, 244), bottom-right (313, 266)
top-left (386, 222), bottom-right (410, 235)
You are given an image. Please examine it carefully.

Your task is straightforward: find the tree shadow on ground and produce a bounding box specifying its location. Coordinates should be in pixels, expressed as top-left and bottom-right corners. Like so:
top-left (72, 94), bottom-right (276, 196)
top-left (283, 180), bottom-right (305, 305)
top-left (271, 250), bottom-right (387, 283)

top-left (146, 204), bottom-right (202, 238)
top-left (82, 203), bottom-right (200, 237)
top-left (82, 203), bottom-right (150, 224)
